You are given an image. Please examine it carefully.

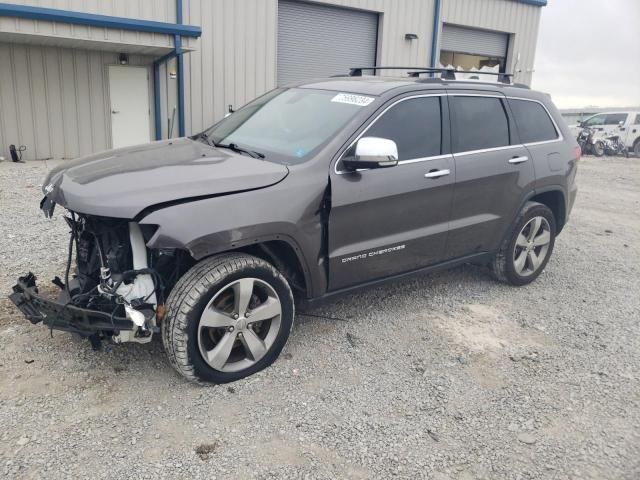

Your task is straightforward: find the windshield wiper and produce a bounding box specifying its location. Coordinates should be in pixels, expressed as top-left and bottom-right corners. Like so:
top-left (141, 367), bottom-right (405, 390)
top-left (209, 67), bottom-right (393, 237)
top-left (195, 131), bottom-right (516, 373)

top-left (214, 142), bottom-right (265, 159)
top-left (195, 132), bottom-right (264, 159)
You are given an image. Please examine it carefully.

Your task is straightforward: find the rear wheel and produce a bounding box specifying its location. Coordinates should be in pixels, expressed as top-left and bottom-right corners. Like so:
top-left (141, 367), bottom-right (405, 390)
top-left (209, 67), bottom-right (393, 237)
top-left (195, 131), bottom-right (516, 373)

top-left (491, 202), bottom-right (556, 286)
top-left (593, 141), bottom-right (605, 157)
top-left (633, 139), bottom-right (640, 157)
top-left (162, 253), bottom-right (294, 384)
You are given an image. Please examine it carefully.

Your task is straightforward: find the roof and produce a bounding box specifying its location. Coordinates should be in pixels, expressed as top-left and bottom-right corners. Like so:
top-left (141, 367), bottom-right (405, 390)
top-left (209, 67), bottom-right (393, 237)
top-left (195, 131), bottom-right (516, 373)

top-left (295, 75), bottom-right (538, 98)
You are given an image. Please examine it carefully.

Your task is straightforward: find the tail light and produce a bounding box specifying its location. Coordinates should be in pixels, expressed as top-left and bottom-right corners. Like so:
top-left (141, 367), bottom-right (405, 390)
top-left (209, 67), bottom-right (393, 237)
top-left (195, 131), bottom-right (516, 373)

top-left (575, 146), bottom-right (582, 161)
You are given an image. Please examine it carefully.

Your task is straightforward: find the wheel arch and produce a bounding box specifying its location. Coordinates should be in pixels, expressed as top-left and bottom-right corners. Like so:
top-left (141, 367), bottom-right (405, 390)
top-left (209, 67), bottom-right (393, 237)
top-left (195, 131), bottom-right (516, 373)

top-left (527, 188), bottom-right (567, 233)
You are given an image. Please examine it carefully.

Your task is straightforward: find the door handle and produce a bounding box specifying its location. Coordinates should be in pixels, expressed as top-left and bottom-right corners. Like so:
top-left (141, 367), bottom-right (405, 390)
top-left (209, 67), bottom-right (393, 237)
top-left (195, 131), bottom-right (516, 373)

top-left (111, 110), bottom-right (120, 114)
top-left (508, 156), bottom-right (528, 164)
top-left (424, 169), bottom-right (450, 179)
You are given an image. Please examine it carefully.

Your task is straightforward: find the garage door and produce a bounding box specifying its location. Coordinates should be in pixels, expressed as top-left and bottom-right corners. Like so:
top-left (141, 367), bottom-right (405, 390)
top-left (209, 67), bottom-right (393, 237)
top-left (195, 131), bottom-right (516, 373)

top-left (277, 0), bottom-right (378, 86)
top-left (441, 24), bottom-right (508, 58)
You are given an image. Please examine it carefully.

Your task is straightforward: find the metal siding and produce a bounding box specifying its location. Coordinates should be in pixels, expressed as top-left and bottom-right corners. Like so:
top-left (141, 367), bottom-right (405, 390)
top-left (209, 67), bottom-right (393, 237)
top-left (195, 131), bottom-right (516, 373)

top-left (441, 24), bottom-right (508, 58)
top-left (0, 43), bottom-right (153, 160)
top-left (0, 0), bottom-right (178, 51)
top-left (277, 0), bottom-right (378, 86)
top-left (441, 0), bottom-right (541, 85)
top-left (183, 0), bottom-right (437, 135)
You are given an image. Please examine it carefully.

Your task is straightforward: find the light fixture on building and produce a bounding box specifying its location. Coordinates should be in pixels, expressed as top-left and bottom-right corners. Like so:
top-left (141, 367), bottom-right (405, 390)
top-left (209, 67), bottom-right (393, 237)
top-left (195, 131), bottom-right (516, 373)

top-left (119, 53), bottom-right (129, 65)
top-left (405, 33), bottom-right (418, 40)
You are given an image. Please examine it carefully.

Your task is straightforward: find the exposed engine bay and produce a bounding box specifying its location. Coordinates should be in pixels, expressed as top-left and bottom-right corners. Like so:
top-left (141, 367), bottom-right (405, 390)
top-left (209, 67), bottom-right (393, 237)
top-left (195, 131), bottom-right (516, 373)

top-left (10, 209), bottom-right (193, 348)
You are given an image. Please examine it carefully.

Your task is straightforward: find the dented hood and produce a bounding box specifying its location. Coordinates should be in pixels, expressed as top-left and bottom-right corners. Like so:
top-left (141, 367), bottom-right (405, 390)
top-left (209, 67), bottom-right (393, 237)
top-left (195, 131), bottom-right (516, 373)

top-left (42, 138), bottom-right (289, 219)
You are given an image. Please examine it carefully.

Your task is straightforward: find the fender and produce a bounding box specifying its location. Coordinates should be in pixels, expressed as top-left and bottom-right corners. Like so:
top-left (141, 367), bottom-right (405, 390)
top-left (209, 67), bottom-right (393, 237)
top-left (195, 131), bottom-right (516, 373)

top-left (138, 175), bottom-right (330, 298)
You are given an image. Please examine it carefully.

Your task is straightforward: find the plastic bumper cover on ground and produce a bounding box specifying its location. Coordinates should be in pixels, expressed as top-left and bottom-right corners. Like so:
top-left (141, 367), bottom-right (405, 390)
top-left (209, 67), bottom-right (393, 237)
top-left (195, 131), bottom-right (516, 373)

top-left (8, 273), bottom-right (134, 336)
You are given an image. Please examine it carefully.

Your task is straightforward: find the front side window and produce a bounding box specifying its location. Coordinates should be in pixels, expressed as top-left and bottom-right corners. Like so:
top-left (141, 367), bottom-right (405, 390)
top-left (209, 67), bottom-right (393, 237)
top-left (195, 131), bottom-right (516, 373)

top-left (605, 113), bottom-right (628, 125)
top-left (582, 114), bottom-right (606, 127)
top-left (634, 114), bottom-right (640, 125)
top-left (452, 96), bottom-right (510, 152)
top-left (202, 88), bottom-right (371, 163)
top-left (509, 99), bottom-right (558, 143)
top-left (361, 96), bottom-right (442, 160)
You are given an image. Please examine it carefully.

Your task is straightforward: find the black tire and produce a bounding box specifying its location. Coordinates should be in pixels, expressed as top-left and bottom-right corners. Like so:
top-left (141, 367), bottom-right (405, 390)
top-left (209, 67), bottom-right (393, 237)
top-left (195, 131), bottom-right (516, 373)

top-left (593, 141), bottom-right (605, 157)
top-left (491, 202), bottom-right (556, 286)
top-left (634, 139), bottom-right (640, 157)
top-left (162, 253), bottom-right (294, 384)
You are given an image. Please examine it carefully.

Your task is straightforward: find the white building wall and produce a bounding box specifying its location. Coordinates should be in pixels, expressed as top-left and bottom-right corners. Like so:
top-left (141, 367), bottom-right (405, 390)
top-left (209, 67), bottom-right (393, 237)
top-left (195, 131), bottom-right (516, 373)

top-left (0, 43), bottom-right (153, 160)
top-left (0, 0), bottom-right (177, 52)
top-left (183, 0), bottom-right (437, 135)
top-left (0, 0), bottom-right (543, 160)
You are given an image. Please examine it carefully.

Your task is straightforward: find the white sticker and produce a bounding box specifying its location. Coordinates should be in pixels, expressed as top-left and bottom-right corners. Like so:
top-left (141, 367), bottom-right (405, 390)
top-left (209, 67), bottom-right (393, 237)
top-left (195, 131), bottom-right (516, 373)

top-left (331, 93), bottom-right (375, 107)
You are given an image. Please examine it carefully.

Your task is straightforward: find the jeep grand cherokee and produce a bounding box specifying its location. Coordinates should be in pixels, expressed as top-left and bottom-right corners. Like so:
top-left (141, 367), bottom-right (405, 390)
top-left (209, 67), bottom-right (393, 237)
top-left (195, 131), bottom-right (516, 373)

top-left (9, 69), bottom-right (579, 384)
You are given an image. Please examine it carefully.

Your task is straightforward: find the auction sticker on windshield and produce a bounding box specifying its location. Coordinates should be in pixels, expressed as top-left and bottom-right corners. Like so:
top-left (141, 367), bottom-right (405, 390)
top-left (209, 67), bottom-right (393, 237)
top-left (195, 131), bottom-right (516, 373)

top-left (331, 93), bottom-right (375, 107)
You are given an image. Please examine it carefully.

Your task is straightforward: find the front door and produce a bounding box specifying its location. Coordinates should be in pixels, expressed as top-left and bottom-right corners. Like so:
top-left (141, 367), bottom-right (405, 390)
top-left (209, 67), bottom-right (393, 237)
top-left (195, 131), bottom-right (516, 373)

top-left (328, 94), bottom-right (454, 290)
top-left (445, 93), bottom-right (536, 259)
top-left (108, 65), bottom-right (151, 149)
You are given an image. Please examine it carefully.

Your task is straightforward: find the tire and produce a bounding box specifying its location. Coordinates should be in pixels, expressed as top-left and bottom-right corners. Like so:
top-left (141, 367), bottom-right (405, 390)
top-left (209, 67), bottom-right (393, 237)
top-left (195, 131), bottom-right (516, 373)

top-left (162, 253), bottom-right (294, 384)
top-left (491, 202), bottom-right (556, 286)
top-left (593, 141), bottom-right (605, 157)
top-left (634, 140), bottom-right (640, 157)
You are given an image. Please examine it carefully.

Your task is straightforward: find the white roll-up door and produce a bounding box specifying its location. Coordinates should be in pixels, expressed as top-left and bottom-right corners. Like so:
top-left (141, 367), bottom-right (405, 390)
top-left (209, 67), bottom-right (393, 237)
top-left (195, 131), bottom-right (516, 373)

top-left (277, 0), bottom-right (378, 86)
top-left (441, 24), bottom-right (508, 58)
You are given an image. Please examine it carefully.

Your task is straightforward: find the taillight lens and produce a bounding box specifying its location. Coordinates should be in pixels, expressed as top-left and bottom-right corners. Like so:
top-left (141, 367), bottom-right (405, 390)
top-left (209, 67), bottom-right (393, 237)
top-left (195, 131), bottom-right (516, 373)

top-left (575, 146), bottom-right (582, 161)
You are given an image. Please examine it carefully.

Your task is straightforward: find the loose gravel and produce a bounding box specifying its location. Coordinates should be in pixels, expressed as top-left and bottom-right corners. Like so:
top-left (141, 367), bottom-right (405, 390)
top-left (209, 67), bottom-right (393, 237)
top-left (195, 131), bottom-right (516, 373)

top-left (0, 156), bottom-right (639, 479)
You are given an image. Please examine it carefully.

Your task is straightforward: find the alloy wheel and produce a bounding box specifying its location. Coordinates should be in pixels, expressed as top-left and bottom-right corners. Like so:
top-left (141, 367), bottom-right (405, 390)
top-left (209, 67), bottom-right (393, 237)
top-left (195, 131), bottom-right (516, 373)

top-left (512, 216), bottom-right (551, 277)
top-left (197, 278), bottom-right (282, 372)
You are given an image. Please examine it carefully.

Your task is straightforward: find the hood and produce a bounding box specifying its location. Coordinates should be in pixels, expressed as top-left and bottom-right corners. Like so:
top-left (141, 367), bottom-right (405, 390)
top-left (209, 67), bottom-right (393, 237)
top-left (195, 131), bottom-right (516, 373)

top-left (43, 138), bottom-right (289, 219)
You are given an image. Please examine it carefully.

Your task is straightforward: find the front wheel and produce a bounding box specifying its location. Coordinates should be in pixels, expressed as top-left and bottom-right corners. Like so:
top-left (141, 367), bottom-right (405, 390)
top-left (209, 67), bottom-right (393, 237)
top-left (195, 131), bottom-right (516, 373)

top-left (162, 253), bottom-right (294, 384)
top-left (491, 202), bottom-right (556, 286)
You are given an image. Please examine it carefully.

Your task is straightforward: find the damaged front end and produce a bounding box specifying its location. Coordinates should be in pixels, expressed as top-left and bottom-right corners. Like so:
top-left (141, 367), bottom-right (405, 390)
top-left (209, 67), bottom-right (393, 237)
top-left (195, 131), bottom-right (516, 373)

top-left (9, 208), bottom-right (184, 347)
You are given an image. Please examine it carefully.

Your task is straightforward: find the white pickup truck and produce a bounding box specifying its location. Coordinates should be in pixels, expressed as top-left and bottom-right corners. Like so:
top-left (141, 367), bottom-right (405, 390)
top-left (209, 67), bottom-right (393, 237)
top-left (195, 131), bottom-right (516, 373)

top-left (569, 111), bottom-right (640, 156)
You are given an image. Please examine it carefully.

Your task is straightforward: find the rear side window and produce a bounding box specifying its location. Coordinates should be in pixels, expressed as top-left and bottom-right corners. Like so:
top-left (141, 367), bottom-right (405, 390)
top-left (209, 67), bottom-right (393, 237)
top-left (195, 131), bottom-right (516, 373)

top-left (509, 99), bottom-right (558, 144)
top-left (605, 113), bottom-right (628, 125)
top-left (365, 96), bottom-right (442, 160)
top-left (451, 96), bottom-right (510, 152)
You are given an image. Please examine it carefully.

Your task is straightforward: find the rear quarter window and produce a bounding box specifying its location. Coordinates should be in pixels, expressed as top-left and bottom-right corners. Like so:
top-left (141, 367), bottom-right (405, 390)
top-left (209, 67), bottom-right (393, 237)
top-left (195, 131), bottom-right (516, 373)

top-left (509, 99), bottom-right (559, 144)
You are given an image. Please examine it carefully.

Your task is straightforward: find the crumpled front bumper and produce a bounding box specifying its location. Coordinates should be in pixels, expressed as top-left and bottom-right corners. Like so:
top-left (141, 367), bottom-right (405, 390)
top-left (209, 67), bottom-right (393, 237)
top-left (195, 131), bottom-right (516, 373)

top-left (9, 273), bottom-right (134, 336)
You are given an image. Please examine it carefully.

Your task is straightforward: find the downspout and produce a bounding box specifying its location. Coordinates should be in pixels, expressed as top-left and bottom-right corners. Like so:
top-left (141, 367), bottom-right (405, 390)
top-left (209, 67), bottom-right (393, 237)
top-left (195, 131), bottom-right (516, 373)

top-left (153, 62), bottom-right (162, 140)
top-left (175, 0), bottom-right (185, 137)
top-left (153, 0), bottom-right (185, 140)
top-left (429, 0), bottom-right (442, 69)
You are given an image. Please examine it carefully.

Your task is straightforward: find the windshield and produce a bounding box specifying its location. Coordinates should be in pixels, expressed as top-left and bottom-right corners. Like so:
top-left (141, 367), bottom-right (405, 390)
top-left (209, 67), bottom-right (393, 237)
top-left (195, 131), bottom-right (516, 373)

top-left (201, 88), bottom-right (373, 163)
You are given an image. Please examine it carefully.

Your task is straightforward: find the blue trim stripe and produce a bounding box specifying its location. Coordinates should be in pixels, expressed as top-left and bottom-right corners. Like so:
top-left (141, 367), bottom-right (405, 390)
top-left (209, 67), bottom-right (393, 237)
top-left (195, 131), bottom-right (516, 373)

top-left (0, 3), bottom-right (201, 37)
top-left (515, 0), bottom-right (547, 6)
top-left (429, 0), bottom-right (441, 68)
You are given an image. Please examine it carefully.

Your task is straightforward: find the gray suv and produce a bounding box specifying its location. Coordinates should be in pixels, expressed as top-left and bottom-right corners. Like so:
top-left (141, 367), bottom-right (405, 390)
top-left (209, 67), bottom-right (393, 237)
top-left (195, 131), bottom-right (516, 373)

top-left (10, 70), bottom-right (579, 384)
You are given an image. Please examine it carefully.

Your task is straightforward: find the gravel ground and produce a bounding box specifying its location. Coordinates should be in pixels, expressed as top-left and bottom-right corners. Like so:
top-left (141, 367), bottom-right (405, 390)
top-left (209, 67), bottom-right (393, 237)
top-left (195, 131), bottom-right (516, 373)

top-left (0, 156), bottom-right (639, 480)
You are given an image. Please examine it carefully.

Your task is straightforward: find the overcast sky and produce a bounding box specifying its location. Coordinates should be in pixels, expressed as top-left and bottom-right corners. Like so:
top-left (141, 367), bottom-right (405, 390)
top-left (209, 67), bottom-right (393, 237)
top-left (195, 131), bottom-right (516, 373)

top-left (532, 0), bottom-right (640, 109)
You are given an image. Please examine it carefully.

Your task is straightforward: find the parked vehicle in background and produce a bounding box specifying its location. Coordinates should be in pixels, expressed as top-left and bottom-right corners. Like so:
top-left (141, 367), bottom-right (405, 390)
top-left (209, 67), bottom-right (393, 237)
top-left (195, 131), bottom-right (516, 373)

top-left (577, 127), bottom-right (604, 157)
top-left (601, 134), bottom-right (629, 157)
top-left (9, 68), bottom-right (580, 384)
top-left (570, 111), bottom-right (640, 156)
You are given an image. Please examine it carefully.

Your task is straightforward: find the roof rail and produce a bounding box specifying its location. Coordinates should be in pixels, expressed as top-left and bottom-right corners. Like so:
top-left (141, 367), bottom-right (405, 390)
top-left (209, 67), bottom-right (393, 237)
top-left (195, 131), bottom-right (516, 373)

top-left (348, 66), bottom-right (513, 85)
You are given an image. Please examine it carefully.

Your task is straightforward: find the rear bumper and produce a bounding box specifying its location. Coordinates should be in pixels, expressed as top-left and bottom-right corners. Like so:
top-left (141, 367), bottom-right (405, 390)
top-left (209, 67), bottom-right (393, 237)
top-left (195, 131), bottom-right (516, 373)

top-left (8, 273), bottom-right (134, 336)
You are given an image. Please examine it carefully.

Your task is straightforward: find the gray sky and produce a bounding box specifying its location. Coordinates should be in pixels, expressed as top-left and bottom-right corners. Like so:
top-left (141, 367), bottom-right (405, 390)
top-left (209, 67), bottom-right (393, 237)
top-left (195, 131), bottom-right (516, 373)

top-left (532, 0), bottom-right (640, 109)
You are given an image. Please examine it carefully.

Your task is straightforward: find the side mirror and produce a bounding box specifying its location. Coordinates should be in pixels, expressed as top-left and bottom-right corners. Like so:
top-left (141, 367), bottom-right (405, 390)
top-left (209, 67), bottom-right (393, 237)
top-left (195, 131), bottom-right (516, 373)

top-left (577, 120), bottom-right (583, 127)
top-left (618, 120), bottom-right (625, 127)
top-left (342, 137), bottom-right (399, 171)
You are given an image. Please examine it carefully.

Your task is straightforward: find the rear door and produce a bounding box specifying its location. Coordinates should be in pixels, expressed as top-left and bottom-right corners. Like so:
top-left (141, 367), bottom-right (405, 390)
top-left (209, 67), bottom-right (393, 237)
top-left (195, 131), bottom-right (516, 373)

top-left (445, 92), bottom-right (534, 258)
top-left (328, 93), bottom-right (454, 290)
top-left (506, 96), bottom-right (566, 189)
